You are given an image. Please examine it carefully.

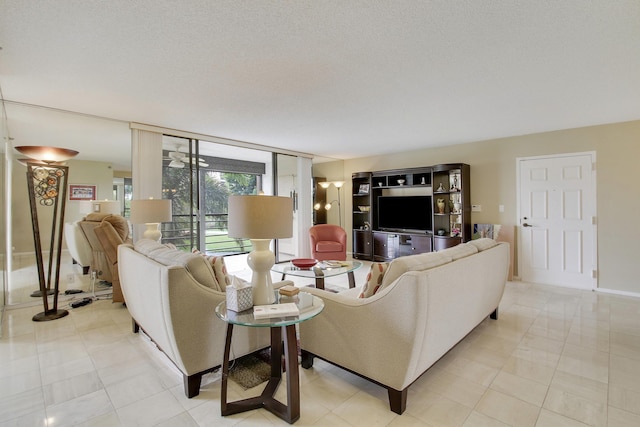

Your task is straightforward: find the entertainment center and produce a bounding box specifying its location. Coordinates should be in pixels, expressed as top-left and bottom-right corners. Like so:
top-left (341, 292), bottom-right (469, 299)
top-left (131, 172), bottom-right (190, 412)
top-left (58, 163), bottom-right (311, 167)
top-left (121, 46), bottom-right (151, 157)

top-left (352, 164), bottom-right (470, 261)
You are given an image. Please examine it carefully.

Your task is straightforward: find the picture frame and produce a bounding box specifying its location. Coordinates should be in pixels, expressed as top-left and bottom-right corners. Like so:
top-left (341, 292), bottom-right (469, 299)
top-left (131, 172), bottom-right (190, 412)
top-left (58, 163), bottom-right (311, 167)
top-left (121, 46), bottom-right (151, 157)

top-left (69, 184), bottom-right (97, 201)
top-left (358, 183), bottom-right (370, 194)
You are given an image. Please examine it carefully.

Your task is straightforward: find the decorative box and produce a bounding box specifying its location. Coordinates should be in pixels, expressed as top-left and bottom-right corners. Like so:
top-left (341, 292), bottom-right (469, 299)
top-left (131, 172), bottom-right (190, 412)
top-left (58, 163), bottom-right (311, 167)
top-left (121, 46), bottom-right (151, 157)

top-left (226, 282), bottom-right (253, 312)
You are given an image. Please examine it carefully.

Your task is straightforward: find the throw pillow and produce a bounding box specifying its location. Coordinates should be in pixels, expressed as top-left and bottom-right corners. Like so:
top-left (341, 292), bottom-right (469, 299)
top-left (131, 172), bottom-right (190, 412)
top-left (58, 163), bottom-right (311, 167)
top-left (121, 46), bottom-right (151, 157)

top-left (358, 262), bottom-right (389, 298)
top-left (468, 238), bottom-right (498, 251)
top-left (207, 255), bottom-right (232, 288)
top-left (439, 242), bottom-right (478, 260)
top-left (192, 249), bottom-right (232, 290)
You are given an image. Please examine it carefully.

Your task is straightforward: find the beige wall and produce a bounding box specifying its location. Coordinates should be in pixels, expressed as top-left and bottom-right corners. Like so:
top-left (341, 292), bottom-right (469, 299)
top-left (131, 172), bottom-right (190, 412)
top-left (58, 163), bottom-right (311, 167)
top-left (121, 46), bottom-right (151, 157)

top-left (12, 159), bottom-right (115, 253)
top-left (313, 120), bottom-right (640, 294)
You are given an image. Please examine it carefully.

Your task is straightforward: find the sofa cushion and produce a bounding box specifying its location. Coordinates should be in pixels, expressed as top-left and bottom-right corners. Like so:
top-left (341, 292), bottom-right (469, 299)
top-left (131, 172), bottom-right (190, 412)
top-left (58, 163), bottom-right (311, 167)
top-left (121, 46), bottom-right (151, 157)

top-left (439, 242), bottom-right (478, 260)
top-left (134, 239), bottom-right (221, 290)
top-left (359, 262), bottom-right (389, 298)
top-left (381, 251), bottom-right (453, 288)
top-left (316, 241), bottom-right (343, 253)
top-left (468, 238), bottom-right (498, 251)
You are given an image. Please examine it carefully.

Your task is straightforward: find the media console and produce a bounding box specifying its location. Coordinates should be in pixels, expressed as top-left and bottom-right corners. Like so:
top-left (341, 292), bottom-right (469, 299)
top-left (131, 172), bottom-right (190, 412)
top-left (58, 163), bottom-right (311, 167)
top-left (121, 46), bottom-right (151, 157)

top-left (352, 164), bottom-right (470, 261)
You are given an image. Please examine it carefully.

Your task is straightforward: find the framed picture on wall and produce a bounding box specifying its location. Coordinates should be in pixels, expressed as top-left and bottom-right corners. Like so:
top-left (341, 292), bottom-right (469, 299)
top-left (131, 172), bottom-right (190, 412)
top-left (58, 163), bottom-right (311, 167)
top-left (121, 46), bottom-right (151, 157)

top-left (69, 184), bottom-right (97, 201)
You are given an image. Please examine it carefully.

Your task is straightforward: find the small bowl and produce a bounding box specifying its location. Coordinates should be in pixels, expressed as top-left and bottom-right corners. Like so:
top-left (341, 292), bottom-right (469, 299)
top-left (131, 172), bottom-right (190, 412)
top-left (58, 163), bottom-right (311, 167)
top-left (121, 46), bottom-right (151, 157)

top-left (358, 206), bottom-right (370, 212)
top-left (291, 258), bottom-right (317, 269)
top-left (397, 179), bottom-right (405, 185)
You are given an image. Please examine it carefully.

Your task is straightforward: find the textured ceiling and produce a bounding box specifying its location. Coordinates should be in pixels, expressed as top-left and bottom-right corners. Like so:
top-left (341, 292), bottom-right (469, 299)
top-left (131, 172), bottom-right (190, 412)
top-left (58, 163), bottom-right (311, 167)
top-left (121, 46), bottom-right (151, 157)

top-left (2, 1), bottom-right (640, 170)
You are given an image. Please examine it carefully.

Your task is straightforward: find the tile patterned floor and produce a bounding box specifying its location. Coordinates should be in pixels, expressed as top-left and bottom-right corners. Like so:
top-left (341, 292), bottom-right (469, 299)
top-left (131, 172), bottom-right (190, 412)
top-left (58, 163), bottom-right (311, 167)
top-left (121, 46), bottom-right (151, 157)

top-left (2, 263), bottom-right (640, 426)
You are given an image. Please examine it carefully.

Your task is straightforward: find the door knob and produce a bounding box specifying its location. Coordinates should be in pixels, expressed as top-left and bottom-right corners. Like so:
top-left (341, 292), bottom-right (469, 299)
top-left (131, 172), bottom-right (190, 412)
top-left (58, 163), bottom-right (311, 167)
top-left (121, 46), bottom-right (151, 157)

top-left (523, 223), bottom-right (532, 227)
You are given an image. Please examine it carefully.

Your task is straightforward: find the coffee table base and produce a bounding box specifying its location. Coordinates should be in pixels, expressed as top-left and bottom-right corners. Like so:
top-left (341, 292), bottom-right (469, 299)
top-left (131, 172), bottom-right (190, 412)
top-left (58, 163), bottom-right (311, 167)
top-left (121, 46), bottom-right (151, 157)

top-left (221, 324), bottom-right (300, 424)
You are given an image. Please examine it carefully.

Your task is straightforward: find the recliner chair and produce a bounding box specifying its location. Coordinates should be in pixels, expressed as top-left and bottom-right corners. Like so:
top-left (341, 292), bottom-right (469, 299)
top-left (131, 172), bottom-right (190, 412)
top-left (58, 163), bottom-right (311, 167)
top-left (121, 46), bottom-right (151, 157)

top-left (79, 213), bottom-right (131, 302)
top-left (309, 224), bottom-right (347, 261)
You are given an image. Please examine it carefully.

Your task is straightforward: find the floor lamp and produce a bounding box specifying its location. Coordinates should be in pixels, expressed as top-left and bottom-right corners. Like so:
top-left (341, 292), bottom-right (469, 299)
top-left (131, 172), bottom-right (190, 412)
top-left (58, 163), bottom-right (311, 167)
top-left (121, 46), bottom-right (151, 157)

top-left (319, 181), bottom-right (344, 227)
top-left (228, 195), bottom-right (293, 305)
top-left (15, 146), bottom-right (79, 321)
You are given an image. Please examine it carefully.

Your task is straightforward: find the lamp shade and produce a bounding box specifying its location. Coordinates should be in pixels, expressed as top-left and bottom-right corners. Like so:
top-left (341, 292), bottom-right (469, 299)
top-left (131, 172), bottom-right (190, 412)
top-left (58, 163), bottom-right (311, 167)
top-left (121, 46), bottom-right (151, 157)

top-left (130, 198), bottom-right (172, 224)
top-left (90, 200), bottom-right (120, 215)
top-left (15, 146), bottom-right (79, 163)
top-left (228, 195), bottom-right (293, 239)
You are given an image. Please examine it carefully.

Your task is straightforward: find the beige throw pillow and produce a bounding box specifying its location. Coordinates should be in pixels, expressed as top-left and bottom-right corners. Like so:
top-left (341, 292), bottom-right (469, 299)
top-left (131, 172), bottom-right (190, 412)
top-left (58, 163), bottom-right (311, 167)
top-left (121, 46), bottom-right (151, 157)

top-left (468, 238), bottom-right (498, 251)
top-left (439, 242), bottom-right (478, 260)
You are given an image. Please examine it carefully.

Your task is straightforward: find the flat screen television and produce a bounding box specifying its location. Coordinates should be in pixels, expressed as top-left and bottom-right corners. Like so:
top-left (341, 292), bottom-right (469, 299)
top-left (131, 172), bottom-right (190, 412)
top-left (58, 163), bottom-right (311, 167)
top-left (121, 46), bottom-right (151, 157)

top-left (377, 195), bottom-right (433, 233)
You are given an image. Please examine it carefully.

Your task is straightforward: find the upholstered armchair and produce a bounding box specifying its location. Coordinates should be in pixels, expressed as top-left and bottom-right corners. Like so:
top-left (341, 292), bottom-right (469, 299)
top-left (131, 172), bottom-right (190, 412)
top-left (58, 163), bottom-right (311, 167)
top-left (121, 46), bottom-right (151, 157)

top-left (79, 213), bottom-right (131, 302)
top-left (64, 221), bottom-right (93, 274)
top-left (309, 224), bottom-right (347, 261)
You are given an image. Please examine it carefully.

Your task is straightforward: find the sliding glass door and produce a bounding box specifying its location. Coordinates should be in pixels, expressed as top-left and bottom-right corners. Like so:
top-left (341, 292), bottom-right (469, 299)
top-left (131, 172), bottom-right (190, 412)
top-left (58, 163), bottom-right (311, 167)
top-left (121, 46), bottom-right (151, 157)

top-left (161, 136), bottom-right (271, 256)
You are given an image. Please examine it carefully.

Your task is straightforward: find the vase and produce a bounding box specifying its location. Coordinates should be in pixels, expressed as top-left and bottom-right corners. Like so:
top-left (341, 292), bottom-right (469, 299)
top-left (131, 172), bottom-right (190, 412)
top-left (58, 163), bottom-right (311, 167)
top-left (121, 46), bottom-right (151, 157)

top-left (437, 198), bottom-right (446, 214)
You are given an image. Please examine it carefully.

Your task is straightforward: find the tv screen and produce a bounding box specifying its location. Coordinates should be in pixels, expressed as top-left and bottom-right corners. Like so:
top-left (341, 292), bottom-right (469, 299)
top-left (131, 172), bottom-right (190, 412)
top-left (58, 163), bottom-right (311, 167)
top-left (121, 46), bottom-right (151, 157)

top-left (377, 196), bottom-right (433, 233)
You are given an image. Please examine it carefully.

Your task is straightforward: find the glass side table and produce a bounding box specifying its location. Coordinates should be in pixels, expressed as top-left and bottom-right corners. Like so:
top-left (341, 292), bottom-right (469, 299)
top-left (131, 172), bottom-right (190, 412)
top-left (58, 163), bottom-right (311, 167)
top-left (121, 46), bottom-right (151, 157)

top-left (271, 260), bottom-right (362, 290)
top-left (215, 293), bottom-right (324, 424)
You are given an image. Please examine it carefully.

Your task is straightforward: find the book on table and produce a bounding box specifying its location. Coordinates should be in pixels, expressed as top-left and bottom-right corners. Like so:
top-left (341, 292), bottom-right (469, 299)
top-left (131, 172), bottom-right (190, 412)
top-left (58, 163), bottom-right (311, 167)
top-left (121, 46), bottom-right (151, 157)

top-left (253, 302), bottom-right (300, 319)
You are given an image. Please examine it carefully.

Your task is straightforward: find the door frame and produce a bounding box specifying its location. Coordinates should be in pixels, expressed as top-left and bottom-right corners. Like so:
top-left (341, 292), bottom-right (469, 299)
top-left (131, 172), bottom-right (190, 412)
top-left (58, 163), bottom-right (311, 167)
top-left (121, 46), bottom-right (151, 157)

top-left (516, 151), bottom-right (598, 289)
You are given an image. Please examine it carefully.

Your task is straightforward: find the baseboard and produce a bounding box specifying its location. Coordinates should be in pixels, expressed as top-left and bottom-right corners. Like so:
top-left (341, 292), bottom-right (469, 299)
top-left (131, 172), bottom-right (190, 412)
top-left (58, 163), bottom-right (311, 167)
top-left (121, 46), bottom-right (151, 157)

top-left (595, 287), bottom-right (640, 299)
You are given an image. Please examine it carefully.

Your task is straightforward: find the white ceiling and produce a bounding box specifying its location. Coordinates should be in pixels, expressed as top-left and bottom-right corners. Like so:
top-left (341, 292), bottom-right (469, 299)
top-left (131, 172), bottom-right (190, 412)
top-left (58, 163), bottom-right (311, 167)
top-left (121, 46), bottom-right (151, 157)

top-left (2, 1), bottom-right (640, 171)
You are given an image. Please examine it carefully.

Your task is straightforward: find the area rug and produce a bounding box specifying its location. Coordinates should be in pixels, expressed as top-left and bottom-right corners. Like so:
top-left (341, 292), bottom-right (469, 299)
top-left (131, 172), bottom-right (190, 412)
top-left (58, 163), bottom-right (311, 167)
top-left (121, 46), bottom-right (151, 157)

top-left (229, 342), bottom-right (300, 390)
top-left (229, 349), bottom-right (272, 390)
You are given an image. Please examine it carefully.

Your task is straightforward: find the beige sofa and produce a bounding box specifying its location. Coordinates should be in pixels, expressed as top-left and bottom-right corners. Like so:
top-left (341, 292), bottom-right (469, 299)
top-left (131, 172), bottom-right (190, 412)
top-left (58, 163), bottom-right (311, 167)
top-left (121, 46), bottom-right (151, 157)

top-left (118, 239), bottom-right (282, 398)
top-left (299, 239), bottom-right (510, 414)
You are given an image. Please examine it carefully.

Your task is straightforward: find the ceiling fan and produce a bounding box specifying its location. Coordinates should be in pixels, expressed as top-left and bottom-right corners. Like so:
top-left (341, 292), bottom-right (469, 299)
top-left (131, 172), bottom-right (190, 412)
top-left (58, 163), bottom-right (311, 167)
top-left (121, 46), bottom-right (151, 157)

top-left (163, 146), bottom-right (209, 168)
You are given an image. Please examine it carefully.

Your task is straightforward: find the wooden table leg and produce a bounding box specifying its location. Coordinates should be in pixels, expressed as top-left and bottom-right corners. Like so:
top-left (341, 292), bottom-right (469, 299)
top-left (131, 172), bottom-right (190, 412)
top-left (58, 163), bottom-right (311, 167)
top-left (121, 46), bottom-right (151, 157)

top-left (220, 324), bottom-right (233, 415)
top-left (220, 324), bottom-right (300, 424)
top-left (348, 271), bottom-right (356, 288)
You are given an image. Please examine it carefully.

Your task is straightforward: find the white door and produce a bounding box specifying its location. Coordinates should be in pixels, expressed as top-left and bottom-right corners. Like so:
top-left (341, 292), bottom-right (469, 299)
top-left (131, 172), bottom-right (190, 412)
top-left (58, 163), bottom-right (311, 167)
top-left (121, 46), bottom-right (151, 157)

top-left (517, 152), bottom-right (597, 289)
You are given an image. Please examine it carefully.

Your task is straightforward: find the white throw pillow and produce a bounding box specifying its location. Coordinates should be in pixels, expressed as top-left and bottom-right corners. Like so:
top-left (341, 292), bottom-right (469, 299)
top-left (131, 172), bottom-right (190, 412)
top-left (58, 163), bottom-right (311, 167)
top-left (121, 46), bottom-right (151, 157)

top-left (439, 242), bottom-right (478, 260)
top-left (468, 238), bottom-right (498, 251)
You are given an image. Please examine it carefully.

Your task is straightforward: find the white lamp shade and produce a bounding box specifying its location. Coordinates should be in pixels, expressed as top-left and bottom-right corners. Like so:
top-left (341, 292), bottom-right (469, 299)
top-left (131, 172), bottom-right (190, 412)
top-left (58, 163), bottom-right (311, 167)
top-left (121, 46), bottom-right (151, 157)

top-left (228, 195), bottom-right (293, 239)
top-left (78, 200), bottom-right (94, 215)
top-left (130, 198), bottom-right (172, 224)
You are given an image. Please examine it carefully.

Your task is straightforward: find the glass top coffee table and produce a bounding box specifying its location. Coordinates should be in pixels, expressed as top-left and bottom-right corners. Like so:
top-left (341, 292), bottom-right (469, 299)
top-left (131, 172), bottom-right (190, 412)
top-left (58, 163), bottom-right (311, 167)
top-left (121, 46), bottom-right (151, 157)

top-left (271, 260), bottom-right (362, 290)
top-left (215, 293), bottom-right (324, 424)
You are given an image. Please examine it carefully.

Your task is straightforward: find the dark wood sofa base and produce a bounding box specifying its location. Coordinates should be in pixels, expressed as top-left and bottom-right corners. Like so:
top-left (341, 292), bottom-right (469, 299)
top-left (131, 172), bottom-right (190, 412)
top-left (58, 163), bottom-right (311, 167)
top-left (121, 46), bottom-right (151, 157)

top-left (300, 307), bottom-right (499, 415)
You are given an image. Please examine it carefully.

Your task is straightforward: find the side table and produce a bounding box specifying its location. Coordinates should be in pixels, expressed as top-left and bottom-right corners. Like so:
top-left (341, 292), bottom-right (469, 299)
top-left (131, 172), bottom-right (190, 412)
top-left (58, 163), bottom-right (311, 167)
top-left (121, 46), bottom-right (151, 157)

top-left (215, 293), bottom-right (324, 424)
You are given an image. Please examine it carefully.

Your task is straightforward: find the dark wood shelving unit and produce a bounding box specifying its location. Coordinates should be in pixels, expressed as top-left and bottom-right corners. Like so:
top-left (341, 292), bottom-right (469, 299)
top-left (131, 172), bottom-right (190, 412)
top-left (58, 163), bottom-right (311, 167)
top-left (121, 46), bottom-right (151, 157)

top-left (352, 164), bottom-right (470, 261)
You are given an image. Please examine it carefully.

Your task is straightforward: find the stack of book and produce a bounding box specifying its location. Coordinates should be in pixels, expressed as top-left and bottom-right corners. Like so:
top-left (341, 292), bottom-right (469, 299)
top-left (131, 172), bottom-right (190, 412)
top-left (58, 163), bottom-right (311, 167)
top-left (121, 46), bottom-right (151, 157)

top-left (253, 302), bottom-right (300, 319)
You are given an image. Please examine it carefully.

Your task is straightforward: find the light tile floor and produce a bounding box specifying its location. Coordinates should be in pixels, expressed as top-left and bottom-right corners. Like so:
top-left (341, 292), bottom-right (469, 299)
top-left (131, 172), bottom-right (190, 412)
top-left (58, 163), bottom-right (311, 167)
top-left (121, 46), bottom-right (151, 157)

top-left (2, 262), bottom-right (640, 426)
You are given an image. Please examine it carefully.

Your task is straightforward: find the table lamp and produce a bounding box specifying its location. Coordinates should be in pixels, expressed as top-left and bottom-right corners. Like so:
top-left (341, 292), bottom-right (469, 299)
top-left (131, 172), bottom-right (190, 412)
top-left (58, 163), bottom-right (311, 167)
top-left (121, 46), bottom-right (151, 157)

top-left (228, 195), bottom-right (293, 305)
top-left (130, 197), bottom-right (172, 241)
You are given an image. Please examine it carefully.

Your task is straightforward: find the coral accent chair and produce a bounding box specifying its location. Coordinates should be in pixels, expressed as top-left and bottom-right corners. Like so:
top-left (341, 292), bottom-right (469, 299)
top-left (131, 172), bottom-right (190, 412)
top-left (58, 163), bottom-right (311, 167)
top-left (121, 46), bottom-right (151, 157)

top-left (309, 224), bottom-right (347, 261)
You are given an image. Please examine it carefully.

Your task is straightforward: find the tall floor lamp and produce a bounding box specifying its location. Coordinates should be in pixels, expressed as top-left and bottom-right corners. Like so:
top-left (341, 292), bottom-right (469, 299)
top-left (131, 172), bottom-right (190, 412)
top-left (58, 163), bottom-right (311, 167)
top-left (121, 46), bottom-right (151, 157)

top-left (228, 195), bottom-right (293, 305)
top-left (318, 181), bottom-right (344, 227)
top-left (15, 146), bottom-right (79, 321)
